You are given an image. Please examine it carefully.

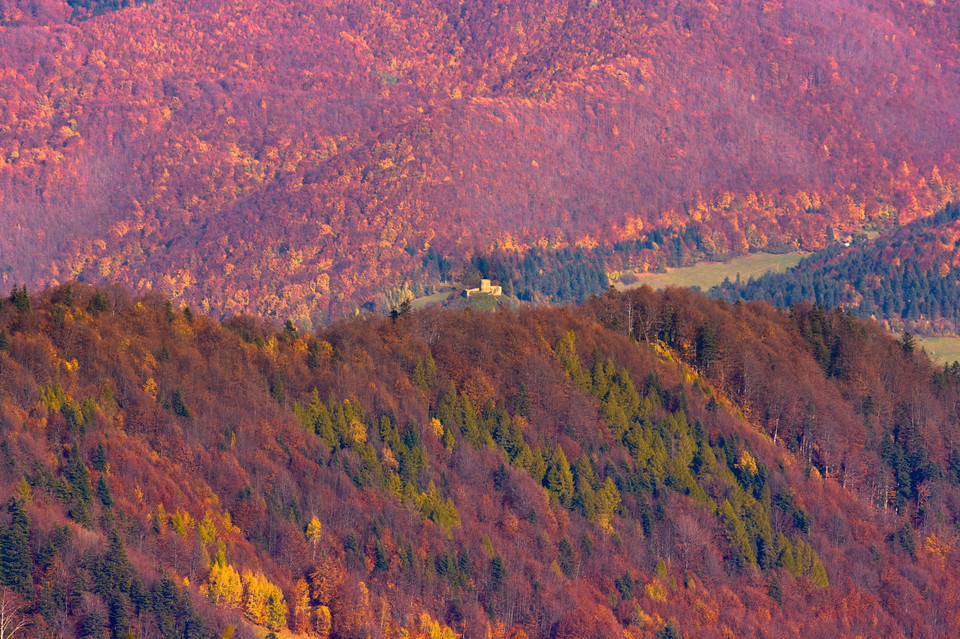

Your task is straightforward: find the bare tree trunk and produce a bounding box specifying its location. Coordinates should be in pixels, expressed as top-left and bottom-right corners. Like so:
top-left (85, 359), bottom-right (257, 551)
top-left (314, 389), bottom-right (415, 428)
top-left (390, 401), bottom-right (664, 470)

top-left (0, 589), bottom-right (29, 639)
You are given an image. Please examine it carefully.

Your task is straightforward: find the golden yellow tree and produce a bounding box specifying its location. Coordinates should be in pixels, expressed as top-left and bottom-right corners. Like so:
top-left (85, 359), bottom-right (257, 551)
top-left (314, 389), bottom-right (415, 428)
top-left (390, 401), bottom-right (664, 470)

top-left (306, 515), bottom-right (323, 560)
top-left (241, 572), bottom-right (287, 631)
top-left (593, 477), bottom-right (621, 532)
top-left (313, 605), bottom-right (332, 639)
top-left (206, 545), bottom-right (242, 606)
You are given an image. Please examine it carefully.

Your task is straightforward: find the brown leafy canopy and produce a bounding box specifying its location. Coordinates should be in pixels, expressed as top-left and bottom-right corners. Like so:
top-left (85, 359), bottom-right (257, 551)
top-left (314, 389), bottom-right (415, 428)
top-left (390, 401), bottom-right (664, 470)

top-left (1, 284), bottom-right (960, 637)
top-left (2, 0), bottom-right (960, 322)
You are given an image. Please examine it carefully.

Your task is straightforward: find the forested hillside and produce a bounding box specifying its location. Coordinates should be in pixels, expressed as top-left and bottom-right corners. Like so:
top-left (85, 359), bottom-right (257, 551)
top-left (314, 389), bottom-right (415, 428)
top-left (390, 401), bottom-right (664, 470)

top-left (2, 0), bottom-right (960, 323)
top-left (1, 284), bottom-right (959, 638)
top-left (712, 202), bottom-right (960, 335)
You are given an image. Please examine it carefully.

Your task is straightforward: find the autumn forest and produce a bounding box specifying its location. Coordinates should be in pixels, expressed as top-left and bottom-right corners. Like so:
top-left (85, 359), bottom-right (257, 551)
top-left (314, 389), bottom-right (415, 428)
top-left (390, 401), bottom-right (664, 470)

top-left (3, 284), bottom-right (960, 638)
top-left (4, 0), bottom-right (960, 638)
top-left (3, 0), bottom-right (960, 324)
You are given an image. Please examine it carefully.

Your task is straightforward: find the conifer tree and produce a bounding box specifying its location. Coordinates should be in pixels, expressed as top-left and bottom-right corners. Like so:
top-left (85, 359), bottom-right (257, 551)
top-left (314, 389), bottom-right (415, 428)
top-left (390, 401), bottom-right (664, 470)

top-left (93, 531), bottom-right (132, 639)
top-left (594, 477), bottom-right (622, 532)
top-left (65, 444), bottom-right (93, 504)
top-left (9, 286), bottom-right (29, 314)
top-left (96, 476), bottom-right (113, 507)
top-left (526, 447), bottom-right (547, 484)
top-left (172, 388), bottom-right (191, 419)
top-left (413, 358), bottom-right (428, 390)
top-left (207, 545), bottom-right (242, 606)
top-left (489, 555), bottom-right (506, 591)
top-left (720, 499), bottom-right (756, 570)
top-left (88, 291), bottom-right (108, 315)
top-left (0, 499), bottom-right (32, 596)
top-left (557, 538), bottom-right (576, 578)
top-left (92, 441), bottom-right (108, 472)
top-left (242, 572), bottom-right (286, 630)
top-left (545, 445), bottom-right (574, 508)
top-left (775, 533), bottom-right (797, 575)
top-left (695, 322), bottom-right (719, 372)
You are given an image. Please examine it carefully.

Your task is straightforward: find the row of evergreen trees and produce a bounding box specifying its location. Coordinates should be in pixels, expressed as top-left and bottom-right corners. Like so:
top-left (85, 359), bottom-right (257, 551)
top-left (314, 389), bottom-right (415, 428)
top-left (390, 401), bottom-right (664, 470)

top-left (712, 203), bottom-right (960, 329)
top-left (421, 246), bottom-right (610, 305)
top-left (551, 331), bottom-right (828, 583)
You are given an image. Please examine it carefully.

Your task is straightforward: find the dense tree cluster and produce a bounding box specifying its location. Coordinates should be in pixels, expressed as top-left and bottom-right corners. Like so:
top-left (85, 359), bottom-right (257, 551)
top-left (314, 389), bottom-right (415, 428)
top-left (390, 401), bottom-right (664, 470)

top-left (713, 203), bottom-right (960, 335)
top-left (1, 0), bottom-right (960, 323)
top-left (0, 284), bottom-right (958, 636)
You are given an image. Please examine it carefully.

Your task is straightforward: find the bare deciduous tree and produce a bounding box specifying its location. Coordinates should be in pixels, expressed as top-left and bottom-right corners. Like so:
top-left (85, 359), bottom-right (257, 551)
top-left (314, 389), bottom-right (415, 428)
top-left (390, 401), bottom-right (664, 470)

top-left (0, 589), bottom-right (29, 639)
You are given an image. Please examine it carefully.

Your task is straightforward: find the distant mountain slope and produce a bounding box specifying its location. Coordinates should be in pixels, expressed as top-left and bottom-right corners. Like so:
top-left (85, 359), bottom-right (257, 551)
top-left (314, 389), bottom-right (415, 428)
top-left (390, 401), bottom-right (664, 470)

top-left (1, 285), bottom-right (960, 637)
top-left (712, 202), bottom-right (960, 335)
top-left (2, 0), bottom-right (960, 322)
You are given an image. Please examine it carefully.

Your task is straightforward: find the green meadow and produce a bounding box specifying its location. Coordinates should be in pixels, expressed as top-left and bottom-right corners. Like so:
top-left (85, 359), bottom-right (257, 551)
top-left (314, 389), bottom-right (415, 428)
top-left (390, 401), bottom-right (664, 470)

top-left (616, 252), bottom-right (805, 291)
top-left (918, 336), bottom-right (960, 365)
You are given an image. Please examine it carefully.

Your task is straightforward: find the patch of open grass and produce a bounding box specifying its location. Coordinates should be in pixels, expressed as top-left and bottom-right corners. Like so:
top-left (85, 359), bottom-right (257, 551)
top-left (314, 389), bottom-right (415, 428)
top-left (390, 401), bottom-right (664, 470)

top-left (448, 292), bottom-right (518, 312)
top-left (410, 287), bottom-right (456, 310)
top-left (615, 252), bottom-right (805, 291)
top-left (918, 336), bottom-right (960, 365)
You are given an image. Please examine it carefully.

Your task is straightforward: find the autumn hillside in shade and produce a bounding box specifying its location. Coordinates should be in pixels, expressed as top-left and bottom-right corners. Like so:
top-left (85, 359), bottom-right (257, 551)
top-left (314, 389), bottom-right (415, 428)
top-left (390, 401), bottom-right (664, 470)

top-left (3, 0), bottom-right (960, 323)
top-left (0, 283), bottom-right (960, 637)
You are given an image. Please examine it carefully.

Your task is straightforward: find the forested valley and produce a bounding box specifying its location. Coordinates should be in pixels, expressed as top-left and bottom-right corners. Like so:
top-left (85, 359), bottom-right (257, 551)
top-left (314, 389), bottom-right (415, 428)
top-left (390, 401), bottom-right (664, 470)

top-left (713, 202), bottom-right (960, 336)
top-left (4, 0), bottom-right (960, 636)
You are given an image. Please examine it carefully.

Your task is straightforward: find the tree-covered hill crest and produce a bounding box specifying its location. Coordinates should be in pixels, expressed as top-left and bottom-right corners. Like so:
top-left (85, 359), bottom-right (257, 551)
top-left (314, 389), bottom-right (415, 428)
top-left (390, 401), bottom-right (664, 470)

top-left (0, 284), bottom-right (958, 637)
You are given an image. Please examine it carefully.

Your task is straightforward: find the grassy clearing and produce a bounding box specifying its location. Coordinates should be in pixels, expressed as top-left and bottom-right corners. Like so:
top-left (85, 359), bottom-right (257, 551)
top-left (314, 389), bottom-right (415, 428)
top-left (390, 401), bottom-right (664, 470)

top-left (410, 286), bottom-right (518, 312)
top-left (250, 627), bottom-right (310, 639)
top-left (410, 287), bottom-right (456, 310)
top-left (918, 336), bottom-right (960, 365)
top-left (615, 252), bottom-right (805, 291)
